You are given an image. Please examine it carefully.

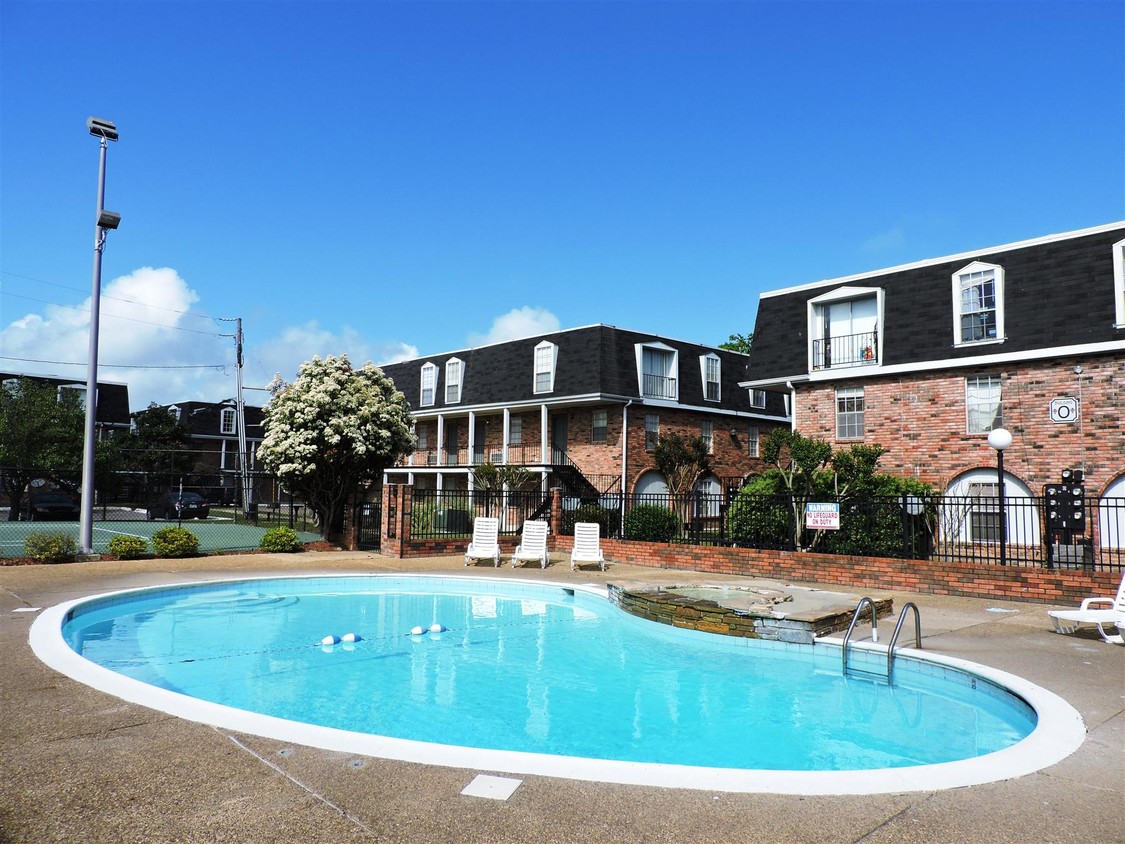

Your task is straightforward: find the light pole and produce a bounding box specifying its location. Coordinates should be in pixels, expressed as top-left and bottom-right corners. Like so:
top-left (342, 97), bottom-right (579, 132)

top-left (78, 116), bottom-right (121, 555)
top-left (987, 427), bottom-right (1012, 567)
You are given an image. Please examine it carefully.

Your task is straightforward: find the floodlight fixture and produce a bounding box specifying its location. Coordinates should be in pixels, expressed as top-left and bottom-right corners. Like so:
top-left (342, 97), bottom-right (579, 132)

top-left (97, 209), bottom-right (121, 230)
top-left (86, 116), bottom-right (118, 142)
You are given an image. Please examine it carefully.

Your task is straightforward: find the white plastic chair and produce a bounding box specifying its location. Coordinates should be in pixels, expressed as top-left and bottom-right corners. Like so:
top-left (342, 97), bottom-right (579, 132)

top-left (570, 522), bottom-right (606, 571)
top-left (1047, 573), bottom-right (1125, 644)
top-left (464, 517), bottom-right (501, 567)
top-left (511, 520), bottom-right (550, 569)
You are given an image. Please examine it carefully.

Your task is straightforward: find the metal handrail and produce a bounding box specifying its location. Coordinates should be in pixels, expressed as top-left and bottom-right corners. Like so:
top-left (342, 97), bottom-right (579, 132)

top-left (886, 602), bottom-right (922, 684)
top-left (841, 596), bottom-right (879, 676)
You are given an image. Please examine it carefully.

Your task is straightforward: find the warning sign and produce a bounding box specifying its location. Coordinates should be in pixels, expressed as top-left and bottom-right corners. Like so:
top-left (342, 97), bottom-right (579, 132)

top-left (806, 502), bottom-right (840, 530)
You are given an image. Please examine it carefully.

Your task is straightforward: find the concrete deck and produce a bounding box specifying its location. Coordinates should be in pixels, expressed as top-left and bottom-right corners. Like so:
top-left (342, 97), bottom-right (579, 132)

top-left (2, 551), bottom-right (1122, 844)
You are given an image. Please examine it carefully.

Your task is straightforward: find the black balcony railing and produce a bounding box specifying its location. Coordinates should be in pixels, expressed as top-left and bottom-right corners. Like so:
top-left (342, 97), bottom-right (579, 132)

top-left (642, 373), bottom-right (677, 399)
top-left (812, 328), bottom-right (879, 370)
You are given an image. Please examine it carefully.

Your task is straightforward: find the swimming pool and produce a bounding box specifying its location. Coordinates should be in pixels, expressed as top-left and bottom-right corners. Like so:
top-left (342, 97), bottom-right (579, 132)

top-left (30, 574), bottom-right (1086, 794)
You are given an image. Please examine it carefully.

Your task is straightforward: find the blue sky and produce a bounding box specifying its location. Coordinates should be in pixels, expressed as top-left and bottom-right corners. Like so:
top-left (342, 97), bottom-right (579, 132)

top-left (2, 0), bottom-right (1122, 410)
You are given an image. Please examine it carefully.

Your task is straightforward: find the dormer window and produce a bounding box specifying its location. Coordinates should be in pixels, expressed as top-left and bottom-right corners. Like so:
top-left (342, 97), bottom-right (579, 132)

top-left (445, 358), bottom-right (463, 404)
top-left (420, 363), bottom-right (437, 408)
top-left (534, 341), bottom-right (556, 393)
top-left (700, 354), bottom-right (721, 402)
top-left (751, 389), bottom-right (767, 409)
top-left (637, 343), bottom-right (678, 400)
top-left (169, 405), bottom-right (182, 421)
top-left (220, 407), bottom-right (237, 435)
top-left (808, 286), bottom-right (881, 371)
top-left (57, 384), bottom-right (87, 410)
top-left (952, 261), bottom-right (1005, 345)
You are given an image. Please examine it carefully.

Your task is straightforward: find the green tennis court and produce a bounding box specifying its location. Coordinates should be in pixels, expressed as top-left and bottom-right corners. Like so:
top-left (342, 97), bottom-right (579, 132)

top-left (0, 519), bottom-right (321, 558)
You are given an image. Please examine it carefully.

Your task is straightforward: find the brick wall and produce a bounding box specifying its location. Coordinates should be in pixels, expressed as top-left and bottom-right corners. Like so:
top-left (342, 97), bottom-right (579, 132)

top-left (550, 534), bottom-right (1119, 606)
top-left (798, 355), bottom-right (1125, 496)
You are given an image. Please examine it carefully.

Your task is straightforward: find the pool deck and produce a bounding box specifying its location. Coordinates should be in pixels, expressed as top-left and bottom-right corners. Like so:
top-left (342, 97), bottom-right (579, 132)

top-left (1, 551), bottom-right (1122, 844)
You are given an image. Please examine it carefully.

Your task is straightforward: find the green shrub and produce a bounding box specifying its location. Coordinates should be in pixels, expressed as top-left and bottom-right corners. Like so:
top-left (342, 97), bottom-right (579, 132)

top-left (623, 504), bottom-right (680, 543)
top-left (107, 534), bottom-right (149, 560)
top-left (259, 526), bottom-right (303, 553)
top-left (23, 532), bottom-right (77, 563)
top-left (560, 502), bottom-right (618, 537)
top-left (725, 474), bottom-right (792, 548)
top-left (152, 526), bottom-right (199, 558)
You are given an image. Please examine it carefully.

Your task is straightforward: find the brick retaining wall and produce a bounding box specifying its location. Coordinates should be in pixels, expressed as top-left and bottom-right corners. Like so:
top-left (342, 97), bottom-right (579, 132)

top-left (552, 535), bottom-right (1119, 606)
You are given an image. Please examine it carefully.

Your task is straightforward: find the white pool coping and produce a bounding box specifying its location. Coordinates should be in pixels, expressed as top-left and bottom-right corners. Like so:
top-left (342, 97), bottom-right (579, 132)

top-left (28, 573), bottom-right (1087, 796)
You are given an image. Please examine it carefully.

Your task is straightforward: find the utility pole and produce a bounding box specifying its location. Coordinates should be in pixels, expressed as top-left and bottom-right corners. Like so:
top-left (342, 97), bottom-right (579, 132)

top-left (219, 317), bottom-right (252, 519)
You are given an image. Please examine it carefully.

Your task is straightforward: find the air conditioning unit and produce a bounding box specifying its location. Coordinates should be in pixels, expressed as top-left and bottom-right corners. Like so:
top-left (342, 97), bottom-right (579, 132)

top-left (490, 452), bottom-right (503, 462)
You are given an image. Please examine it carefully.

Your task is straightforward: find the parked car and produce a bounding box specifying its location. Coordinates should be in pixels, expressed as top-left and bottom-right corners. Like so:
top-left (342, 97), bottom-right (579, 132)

top-left (147, 491), bottom-right (210, 520)
top-left (23, 491), bottom-right (81, 521)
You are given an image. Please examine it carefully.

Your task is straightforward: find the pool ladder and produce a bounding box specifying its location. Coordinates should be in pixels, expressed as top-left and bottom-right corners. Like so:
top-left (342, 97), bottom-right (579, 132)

top-left (841, 598), bottom-right (922, 684)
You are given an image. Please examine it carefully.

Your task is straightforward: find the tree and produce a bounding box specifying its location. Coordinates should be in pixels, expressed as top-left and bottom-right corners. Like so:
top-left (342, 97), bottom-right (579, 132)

top-left (118, 404), bottom-right (198, 495)
top-left (0, 378), bottom-right (85, 520)
top-left (257, 355), bottom-right (415, 546)
top-left (718, 332), bottom-right (753, 354)
top-left (652, 432), bottom-right (711, 496)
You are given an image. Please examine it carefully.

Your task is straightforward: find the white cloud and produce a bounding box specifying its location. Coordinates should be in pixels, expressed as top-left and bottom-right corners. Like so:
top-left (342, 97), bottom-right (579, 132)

top-left (467, 306), bottom-right (561, 347)
top-left (1, 266), bottom-right (419, 410)
top-left (248, 322), bottom-right (418, 388)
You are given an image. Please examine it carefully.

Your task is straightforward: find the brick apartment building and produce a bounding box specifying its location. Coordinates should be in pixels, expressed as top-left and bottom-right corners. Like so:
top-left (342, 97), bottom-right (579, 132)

top-left (742, 221), bottom-right (1125, 549)
top-left (379, 325), bottom-right (790, 498)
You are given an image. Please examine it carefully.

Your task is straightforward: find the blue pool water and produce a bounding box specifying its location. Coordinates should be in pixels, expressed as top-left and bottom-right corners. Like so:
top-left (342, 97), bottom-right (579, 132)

top-left (61, 575), bottom-right (1036, 772)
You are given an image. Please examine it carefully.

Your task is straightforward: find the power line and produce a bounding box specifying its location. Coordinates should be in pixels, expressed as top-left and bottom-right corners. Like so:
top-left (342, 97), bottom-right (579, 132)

top-left (0, 355), bottom-right (228, 371)
top-left (1, 291), bottom-right (225, 337)
top-left (0, 268), bottom-right (218, 323)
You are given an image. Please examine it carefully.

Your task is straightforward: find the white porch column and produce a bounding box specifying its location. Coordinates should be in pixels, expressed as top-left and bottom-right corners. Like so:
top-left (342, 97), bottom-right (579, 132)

top-left (468, 410), bottom-right (476, 465)
top-left (540, 404), bottom-right (549, 464)
top-left (502, 408), bottom-right (511, 464)
top-left (436, 414), bottom-right (445, 466)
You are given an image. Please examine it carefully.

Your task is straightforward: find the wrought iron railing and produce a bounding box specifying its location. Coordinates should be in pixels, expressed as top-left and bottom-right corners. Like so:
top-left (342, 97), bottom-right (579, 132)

top-left (812, 328), bottom-right (879, 370)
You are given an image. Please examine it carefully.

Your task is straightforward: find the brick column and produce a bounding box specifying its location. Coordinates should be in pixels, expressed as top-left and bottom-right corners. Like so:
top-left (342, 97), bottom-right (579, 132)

top-left (549, 487), bottom-right (563, 535)
top-left (380, 484), bottom-right (411, 558)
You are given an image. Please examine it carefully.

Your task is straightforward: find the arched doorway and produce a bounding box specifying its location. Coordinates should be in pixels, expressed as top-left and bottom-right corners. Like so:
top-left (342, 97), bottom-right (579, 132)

top-left (942, 468), bottom-right (1039, 548)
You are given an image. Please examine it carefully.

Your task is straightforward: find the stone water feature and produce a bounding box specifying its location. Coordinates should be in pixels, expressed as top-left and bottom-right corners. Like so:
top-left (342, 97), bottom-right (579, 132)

top-left (608, 581), bottom-right (893, 645)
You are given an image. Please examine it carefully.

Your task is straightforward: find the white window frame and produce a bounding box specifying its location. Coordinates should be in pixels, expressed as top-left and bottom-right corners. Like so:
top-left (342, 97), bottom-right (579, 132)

top-left (533, 341), bottom-right (557, 394)
top-left (1113, 238), bottom-right (1125, 328)
top-left (701, 420), bottom-right (714, 454)
top-left (591, 409), bottom-right (608, 444)
top-left (644, 413), bottom-right (659, 451)
top-left (509, 415), bottom-right (522, 445)
top-left (57, 384), bottom-right (87, 410)
top-left (445, 358), bottom-right (463, 404)
top-left (750, 389), bottom-right (766, 409)
top-left (220, 407), bottom-right (237, 435)
top-left (952, 261), bottom-right (1005, 346)
top-left (835, 387), bottom-right (865, 440)
top-left (420, 363), bottom-right (437, 408)
top-left (965, 375), bottom-right (1003, 434)
top-left (747, 424), bottom-right (759, 458)
top-left (806, 286), bottom-right (883, 371)
top-left (700, 354), bottom-right (721, 402)
top-left (169, 405), bottom-right (182, 422)
top-left (636, 342), bottom-right (678, 401)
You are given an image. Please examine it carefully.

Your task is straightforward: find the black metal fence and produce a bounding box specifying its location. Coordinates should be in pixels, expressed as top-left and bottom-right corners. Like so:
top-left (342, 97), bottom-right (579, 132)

top-left (553, 490), bottom-right (1125, 571)
top-left (1, 467), bottom-right (319, 558)
top-left (410, 489), bottom-right (550, 538)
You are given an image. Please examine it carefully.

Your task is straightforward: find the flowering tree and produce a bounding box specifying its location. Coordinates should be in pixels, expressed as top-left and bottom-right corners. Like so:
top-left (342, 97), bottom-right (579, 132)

top-left (257, 355), bottom-right (415, 546)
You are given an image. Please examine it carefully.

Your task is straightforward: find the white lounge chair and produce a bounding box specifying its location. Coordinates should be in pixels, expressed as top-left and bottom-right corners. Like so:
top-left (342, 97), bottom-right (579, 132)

top-left (1047, 573), bottom-right (1125, 644)
top-left (570, 522), bottom-right (605, 571)
top-left (464, 517), bottom-right (501, 567)
top-left (511, 520), bottom-right (549, 569)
